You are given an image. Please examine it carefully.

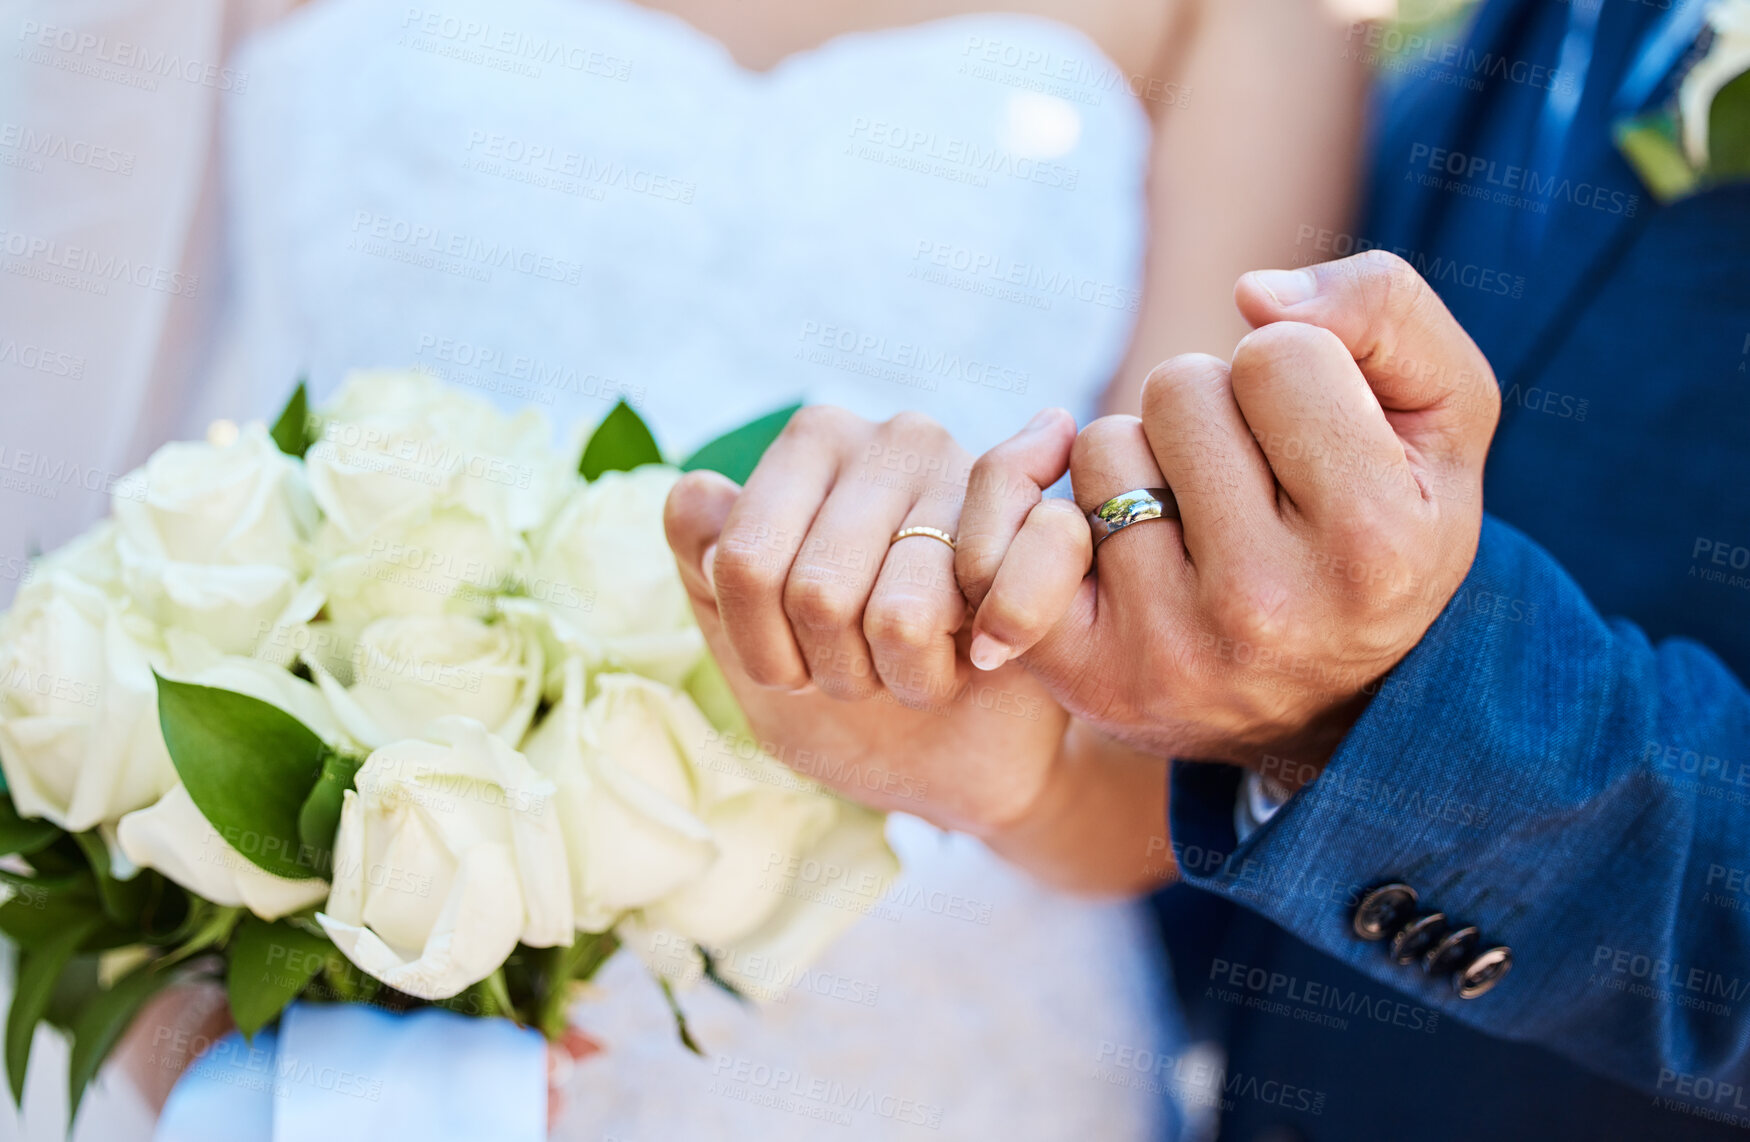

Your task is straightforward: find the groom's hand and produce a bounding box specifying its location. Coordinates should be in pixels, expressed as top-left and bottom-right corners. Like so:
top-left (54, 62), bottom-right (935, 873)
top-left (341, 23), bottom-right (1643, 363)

top-left (958, 251), bottom-right (1501, 774)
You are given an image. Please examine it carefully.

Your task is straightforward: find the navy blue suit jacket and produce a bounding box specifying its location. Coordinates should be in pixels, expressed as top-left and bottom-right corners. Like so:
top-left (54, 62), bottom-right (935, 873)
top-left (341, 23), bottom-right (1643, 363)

top-left (1158, 2), bottom-right (1750, 1138)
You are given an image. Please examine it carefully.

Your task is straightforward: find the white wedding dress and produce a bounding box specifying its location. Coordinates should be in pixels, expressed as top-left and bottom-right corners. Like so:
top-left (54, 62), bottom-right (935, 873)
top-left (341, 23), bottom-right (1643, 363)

top-left (4, 0), bottom-right (1184, 1138)
top-left (217, 1), bottom-right (1179, 1138)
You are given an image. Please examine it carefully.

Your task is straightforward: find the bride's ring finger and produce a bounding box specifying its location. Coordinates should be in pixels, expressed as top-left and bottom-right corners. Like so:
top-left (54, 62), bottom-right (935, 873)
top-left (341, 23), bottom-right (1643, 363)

top-left (866, 508), bottom-right (966, 711)
top-left (783, 476), bottom-right (917, 700)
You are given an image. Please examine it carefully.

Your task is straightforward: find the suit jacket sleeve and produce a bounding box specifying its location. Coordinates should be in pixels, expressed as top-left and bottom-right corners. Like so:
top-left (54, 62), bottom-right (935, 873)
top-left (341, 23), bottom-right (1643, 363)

top-left (1170, 515), bottom-right (1750, 1106)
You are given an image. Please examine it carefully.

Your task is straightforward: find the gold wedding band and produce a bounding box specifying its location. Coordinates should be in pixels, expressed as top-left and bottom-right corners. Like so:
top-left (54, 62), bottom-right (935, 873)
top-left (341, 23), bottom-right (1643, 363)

top-left (891, 526), bottom-right (957, 552)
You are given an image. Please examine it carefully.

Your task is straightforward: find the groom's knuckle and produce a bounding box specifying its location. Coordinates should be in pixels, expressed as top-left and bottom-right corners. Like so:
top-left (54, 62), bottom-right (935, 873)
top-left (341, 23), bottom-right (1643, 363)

top-left (1356, 249), bottom-right (1426, 321)
top-left (1070, 415), bottom-right (1142, 484)
top-left (1232, 322), bottom-right (1338, 393)
top-left (1328, 493), bottom-right (1392, 548)
top-left (1142, 354), bottom-right (1229, 421)
top-left (1356, 248), bottom-right (1418, 286)
top-left (1208, 572), bottom-right (1291, 647)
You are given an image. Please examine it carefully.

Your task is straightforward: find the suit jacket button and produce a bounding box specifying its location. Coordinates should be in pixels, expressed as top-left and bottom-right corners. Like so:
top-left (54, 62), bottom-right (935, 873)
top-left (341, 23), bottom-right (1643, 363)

top-left (1352, 882), bottom-right (1419, 940)
top-left (1390, 912), bottom-right (1450, 965)
top-left (1455, 946), bottom-right (1513, 998)
top-left (1423, 924), bottom-right (1480, 976)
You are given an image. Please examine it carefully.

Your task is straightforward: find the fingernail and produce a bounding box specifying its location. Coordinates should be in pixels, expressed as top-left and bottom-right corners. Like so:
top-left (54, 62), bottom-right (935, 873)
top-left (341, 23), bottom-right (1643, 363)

top-left (969, 632), bottom-right (1013, 672)
top-left (1251, 269), bottom-right (1318, 307)
top-left (1023, 408), bottom-right (1057, 433)
top-left (701, 543), bottom-right (717, 592)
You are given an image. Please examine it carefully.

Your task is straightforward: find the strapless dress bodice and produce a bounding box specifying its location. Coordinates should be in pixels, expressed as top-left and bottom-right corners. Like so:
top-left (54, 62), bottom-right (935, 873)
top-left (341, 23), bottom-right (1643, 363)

top-left (207, 0), bottom-right (1151, 454)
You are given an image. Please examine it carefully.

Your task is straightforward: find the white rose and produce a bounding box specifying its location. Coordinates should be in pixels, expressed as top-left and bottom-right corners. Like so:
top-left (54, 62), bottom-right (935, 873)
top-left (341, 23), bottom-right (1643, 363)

top-left (622, 800), bottom-right (895, 1001)
top-left (117, 633), bottom-right (344, 920)
top-left (525, 670), bottom-right (897, 994)
top-left (113, 423), bottom-right (317, 655)
top-left (315, 504), bottom-right (526, 637)
top-left (523, 670), bottom-right (719, 932)
top-left (527, 468), bottom-right (703, 688)
top-left (307, 370), bottom-right (566, 542)
top-left (0, 538), bottom-right (175, 831)
top-left (640, 732), bottom-right (893, 959)
top-left (117, 785), bottom-right (328, 921)
top-left (312, 610), bottom-right (544, 749)
top-left (699, 802), bottom-right (894, 1001)
top-left (317, 718), bottom-right (572, 999)
top-left (1682, 0), bottom-right (1750, 166)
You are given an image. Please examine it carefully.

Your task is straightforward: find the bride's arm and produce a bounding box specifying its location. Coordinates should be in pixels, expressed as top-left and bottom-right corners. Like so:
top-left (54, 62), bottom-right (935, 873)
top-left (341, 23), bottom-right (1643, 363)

top-left (1104, 0), bottom-right (1369, 411)
top-left (979, 722), bottom-right (1174, 896)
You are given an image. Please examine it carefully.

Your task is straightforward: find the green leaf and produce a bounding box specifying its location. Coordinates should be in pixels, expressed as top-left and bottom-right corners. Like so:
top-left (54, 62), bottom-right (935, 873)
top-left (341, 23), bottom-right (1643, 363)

top-left (42, 955), bottom-right (101, 1031)
top-left (0, 883), bottom-right (101, 945)
top-left (72, 832), bottom-right (150, 927)
top-left (0, 800), bottom-right (60, 859)
top-left (579, 399), bottom-right (664, 480)
top-left (24, 835), bottom-right (86, 878)
top-left (0, 867), bottom-right (85, 896)
top-left (1708, 68), bottom-right (1750, 180)
top-left (269, 380), bottom-right (312, 459)
top-left (296, 749), bottom-right (363, 878)
top-left (317, 951), bottom-right (380, 1005)
top-left (159, 904), bottom-right (243, 969)
top-left (656, 977), bottom-right (704, 1057)
top-left (154, 675), bottom-right (329, 880)
top-left (226, 918), bottom-right (330, 1038)
top-left (1613, 112), bottom-right (1699, 203)
top-left (681, 402), bottom-right (802, 485)
top-left (7, 914), bottom-right (100, 1106)
top-left (66, 957), bottom-right (180, 1125)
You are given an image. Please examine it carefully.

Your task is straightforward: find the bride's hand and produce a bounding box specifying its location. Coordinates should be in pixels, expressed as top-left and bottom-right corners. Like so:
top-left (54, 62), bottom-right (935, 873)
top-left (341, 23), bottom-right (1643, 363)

top-left (663, 406), bottom-right (1074, 836)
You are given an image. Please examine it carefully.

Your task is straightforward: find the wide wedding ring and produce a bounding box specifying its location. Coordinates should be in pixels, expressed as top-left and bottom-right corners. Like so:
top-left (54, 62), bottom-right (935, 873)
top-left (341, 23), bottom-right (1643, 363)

top-left (1088, 488), bottom-right (1179, 549)
top-left (891, 526), bottom-right (957, 552)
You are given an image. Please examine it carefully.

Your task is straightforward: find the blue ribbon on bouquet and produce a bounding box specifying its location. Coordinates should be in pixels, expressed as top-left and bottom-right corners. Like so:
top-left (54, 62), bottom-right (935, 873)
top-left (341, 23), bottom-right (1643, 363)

top-left (154, 1003), bottom-right (547, 1142)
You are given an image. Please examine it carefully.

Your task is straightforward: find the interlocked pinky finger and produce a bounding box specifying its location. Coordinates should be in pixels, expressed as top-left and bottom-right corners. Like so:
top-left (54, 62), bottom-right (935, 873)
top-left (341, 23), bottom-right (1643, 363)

top-left (968, 498), bottom-right (1092, 671)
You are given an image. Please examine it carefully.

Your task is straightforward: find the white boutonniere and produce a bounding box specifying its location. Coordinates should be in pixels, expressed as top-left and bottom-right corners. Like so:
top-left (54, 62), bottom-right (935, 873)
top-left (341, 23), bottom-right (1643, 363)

top-left (1617, 0), bottom-right (1750, 200)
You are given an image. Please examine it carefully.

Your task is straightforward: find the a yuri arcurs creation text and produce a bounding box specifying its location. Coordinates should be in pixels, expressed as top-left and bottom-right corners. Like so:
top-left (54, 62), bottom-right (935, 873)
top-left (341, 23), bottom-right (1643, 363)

top-left (0, 372), bottom-right (894, 1122)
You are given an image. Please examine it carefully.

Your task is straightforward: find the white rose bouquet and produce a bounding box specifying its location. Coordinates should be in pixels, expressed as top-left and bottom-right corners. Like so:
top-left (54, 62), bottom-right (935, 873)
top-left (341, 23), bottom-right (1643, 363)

top-left (0, 375), bottom-right (896, 1124)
